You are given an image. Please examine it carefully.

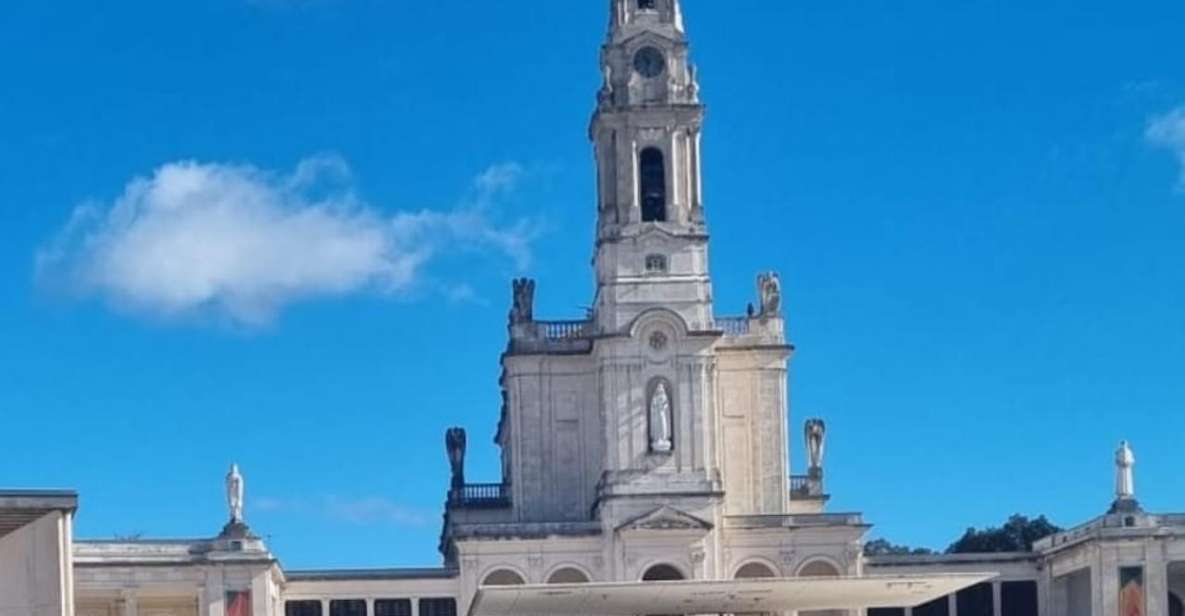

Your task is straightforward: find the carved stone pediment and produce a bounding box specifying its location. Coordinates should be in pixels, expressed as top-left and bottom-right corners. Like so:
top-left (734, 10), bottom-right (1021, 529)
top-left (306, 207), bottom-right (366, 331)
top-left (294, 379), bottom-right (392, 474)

top-left (616, 506), bottom-right (713, 533)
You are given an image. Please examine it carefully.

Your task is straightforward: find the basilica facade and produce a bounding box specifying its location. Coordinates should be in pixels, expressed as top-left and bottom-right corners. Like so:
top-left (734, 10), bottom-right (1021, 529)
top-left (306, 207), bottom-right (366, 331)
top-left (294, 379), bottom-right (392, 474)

top-left (5, 2), bottom-right (1185, 616)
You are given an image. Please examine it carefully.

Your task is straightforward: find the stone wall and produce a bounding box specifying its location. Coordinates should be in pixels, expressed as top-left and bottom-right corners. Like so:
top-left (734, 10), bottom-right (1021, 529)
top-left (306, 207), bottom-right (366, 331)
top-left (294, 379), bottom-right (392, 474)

top-left (0, 511), bottom-right (72, 616)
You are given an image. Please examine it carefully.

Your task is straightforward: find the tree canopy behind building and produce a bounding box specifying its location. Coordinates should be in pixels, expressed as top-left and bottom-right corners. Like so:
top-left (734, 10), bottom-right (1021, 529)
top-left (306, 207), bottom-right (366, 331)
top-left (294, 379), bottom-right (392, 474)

top-left (946, 514), bottom-right (1062, 553)
top-left (865, 514), bottom-right (1063, 556)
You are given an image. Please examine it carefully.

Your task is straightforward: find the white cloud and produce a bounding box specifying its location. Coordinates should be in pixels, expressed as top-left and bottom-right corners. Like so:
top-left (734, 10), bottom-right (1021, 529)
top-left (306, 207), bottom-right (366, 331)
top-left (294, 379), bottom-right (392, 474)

top-left (37, 155), bottom-right (537, 326)
top-left (1147, 106), bottom-right (1185, 191)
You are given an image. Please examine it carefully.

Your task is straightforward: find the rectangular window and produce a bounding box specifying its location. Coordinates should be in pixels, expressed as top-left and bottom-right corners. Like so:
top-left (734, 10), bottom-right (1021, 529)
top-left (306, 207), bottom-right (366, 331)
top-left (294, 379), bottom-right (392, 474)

top-left (329, 600), bottom-right (365, 616)
top-left (418, 598), bottom-right (457, 616)
top-left (1002, 581), bottom-right (1039, 616)
top-left (956, 582), bottom-right (994, 616)
top-left (374, 600), bottom-right (411, 616)
top-left (285, 602), bottom-right (322, 616)
top-left (644, 254), bottom-right (668, 273)
top-left (1120, 567), bottom-right (1146, 616)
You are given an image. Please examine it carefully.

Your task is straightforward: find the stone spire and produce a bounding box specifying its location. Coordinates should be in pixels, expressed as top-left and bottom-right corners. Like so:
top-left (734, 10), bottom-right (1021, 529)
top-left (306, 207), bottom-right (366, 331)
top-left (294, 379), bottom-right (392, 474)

top-left (591, 0), bottom-right (711, 333)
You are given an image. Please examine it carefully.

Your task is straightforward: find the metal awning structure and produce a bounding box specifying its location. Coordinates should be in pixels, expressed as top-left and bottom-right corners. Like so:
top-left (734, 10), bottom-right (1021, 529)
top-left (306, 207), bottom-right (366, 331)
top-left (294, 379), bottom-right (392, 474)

top-left (470, 573), bottom-right (995, 616)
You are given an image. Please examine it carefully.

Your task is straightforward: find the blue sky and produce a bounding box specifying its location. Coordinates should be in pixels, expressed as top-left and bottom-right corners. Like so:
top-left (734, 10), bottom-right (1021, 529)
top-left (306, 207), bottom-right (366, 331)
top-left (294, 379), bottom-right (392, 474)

top-left (2, 0), bottom-right (1184, 569)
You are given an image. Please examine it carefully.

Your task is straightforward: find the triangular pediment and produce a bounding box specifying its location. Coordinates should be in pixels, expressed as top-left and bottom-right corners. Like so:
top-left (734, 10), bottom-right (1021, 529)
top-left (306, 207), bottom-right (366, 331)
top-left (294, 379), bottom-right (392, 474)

top-left (620, 29), bottom-right (679, 48)
top-left (637, 224), bottom-right (675, 245)
top-left (615, 506), bottom-right (713, 533)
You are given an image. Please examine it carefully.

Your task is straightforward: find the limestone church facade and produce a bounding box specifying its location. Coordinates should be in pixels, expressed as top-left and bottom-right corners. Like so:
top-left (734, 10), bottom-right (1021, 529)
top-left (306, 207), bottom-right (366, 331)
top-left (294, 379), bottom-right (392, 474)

top-left (441, 0), bottom-right (860, 597)
top-left (5, 2), bottom-right (1185, 616)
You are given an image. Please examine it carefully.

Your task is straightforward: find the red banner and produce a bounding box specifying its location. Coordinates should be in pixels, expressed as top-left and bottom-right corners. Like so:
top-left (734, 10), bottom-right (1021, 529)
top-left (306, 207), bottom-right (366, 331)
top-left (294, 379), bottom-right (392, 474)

top-left (226, 591), bottom-right (253, 616)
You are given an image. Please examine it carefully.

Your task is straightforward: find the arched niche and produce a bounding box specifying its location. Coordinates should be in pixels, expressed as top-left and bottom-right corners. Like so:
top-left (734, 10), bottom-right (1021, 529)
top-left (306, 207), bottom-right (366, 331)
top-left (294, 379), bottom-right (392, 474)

top-left (628, 307), bottom-right (690, 340)
top-left (733, 561), bottom-right (779, 616)
top-left (797, 558), bottom-right (842, 577)
top-left (482, 568), bottom-right (527, 586)
top-left (797, 559), bottom-right (844, 616)
top-left (734, 561), bottom-right (779, 579)
top-left (1171, 593), bottom-right (1184, 616)
top-left (645, 376), bottom-right (676, 454)
top-left (547, 567), bottom-right (592, 584)
top-left (640, 563), bottom-right (689, 616)
top-left (641, 563), bottom-right (686, 581)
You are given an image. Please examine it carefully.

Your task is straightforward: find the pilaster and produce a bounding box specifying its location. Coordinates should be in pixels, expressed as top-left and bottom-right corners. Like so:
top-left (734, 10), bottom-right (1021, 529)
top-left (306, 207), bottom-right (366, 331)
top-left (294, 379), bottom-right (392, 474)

top-left (1147, 541), bottom-right (1169, 616)
top-left (250, 568), bottom-right (271, 616)
top-left (204, 568), bottom-right (226, 616)
top-left (119, 591), bottom-right (138, 616)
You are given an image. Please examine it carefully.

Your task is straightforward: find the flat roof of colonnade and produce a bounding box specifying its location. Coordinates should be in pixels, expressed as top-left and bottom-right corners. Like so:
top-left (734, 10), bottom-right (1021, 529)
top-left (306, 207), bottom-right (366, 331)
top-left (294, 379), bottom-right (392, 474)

top-left (0, 489), bottom-right (78, 539)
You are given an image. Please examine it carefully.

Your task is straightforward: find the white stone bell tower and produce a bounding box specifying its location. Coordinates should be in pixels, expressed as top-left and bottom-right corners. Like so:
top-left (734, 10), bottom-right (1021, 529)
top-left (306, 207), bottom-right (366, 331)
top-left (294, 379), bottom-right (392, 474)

top-left (592, 0), bottom-right (711, 333)
top-left (442, 2), bottom-right (856, 595)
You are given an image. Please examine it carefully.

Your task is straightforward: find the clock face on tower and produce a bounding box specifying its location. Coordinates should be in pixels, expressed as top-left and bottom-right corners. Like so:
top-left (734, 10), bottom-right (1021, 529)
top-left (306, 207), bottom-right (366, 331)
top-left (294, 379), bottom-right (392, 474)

top-left (633, 47), bottom-right (666, 79)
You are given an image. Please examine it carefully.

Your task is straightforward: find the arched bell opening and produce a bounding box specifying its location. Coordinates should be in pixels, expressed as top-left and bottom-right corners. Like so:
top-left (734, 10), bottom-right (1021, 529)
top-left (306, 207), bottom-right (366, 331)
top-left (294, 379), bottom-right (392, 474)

top-left (639, 147), bottom-right (667, 223)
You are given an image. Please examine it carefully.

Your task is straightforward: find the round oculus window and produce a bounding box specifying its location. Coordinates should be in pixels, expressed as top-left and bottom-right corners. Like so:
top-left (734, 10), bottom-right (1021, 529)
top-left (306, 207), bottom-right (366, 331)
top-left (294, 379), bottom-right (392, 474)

top-left (633, 47), bottom-right (666, 79)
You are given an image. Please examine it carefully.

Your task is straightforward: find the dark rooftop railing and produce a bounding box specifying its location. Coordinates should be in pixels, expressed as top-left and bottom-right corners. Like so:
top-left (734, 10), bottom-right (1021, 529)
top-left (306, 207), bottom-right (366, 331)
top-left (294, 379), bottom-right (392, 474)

top-left (716, 316), bottom-right (751, 336)
top-left (448, 483), bottom-right (511, 509)
top-left (539, 320), bottom-right (593, 341)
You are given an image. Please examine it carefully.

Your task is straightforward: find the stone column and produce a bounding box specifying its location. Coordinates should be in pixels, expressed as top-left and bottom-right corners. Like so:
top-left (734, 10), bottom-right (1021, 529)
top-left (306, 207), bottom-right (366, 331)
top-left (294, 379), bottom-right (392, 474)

top-left (948, 593), bottom-right (958, 616)
top-left (205, 569), bottom-right (227, 616)
top-left (251, 568), bottom-right (271, 616)
top-left (1095, 557), bottom-right (1111, 616)
top-left (120, 591), bottom-right (139, 616)
top-left (992, 581), bottom-right (1003, 616)
top-left (1037, 567), bottom-right (1053, 616)
top-left (58, 512), bottom-right (76, 616)
top-left (198, 585), bottom-right (208, 616)
top-left (1147, 544), bottom-right (1170, 616)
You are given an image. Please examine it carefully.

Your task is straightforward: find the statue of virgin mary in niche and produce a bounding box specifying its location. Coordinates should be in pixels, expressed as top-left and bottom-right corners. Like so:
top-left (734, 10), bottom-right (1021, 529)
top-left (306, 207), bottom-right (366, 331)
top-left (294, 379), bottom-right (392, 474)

top-left (649, 381), bottom-right (673, 453)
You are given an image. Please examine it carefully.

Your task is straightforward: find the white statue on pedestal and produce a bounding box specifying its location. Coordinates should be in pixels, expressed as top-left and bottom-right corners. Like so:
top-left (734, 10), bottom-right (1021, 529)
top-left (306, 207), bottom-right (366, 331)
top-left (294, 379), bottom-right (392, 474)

top-left (1115, 441), bottom-right (1135, 500)
top-left (226, 464), bottom-right (245, 523)
top-left (649, 382), bottom-right (673, 453)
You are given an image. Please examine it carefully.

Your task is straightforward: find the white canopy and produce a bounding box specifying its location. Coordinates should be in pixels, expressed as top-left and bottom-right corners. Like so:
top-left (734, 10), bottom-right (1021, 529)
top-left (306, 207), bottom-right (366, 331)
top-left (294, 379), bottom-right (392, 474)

top-left (470, 573), bottom-right (995, 616)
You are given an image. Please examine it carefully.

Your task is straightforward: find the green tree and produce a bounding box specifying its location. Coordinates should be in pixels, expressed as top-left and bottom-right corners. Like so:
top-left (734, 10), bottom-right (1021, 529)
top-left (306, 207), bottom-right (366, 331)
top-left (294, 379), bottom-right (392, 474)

top-left (946, 515), bottom-right (1062, 554)
top-left (864, 538), bottom-right (936, 556)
